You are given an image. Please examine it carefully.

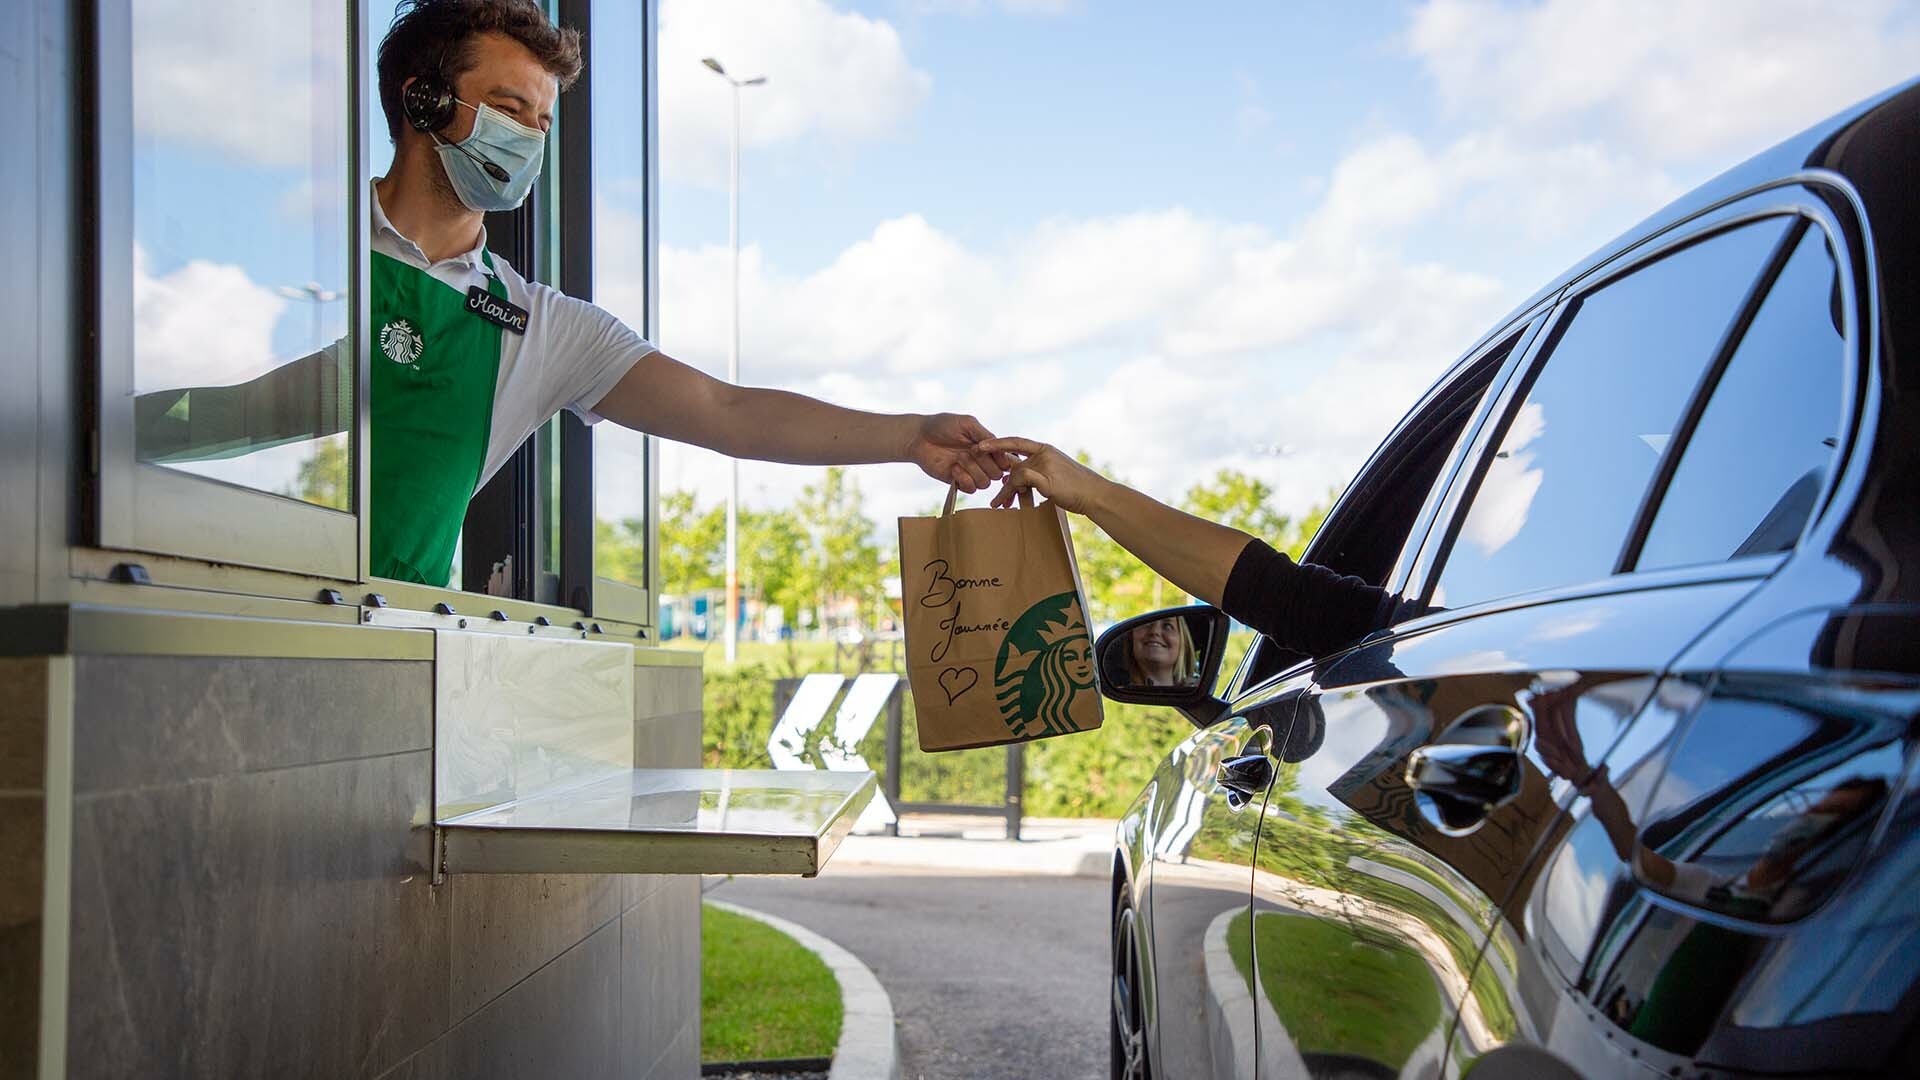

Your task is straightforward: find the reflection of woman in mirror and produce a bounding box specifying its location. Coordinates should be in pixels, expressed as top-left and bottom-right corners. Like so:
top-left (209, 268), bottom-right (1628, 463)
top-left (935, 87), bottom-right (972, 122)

top-left (1125, 617), bottom-right (1196, 687)
top-left (977, 439), bottom-right (1417, 659)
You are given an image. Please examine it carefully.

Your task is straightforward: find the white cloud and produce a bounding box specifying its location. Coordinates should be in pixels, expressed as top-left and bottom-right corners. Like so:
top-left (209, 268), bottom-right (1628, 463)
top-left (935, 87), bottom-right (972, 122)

top-left (132, 247), bottom-right (289, 393)
top-left (1409, 0), bottom-right (1920, 165)
top-left (132, 0), bottom-right (347, 168)
top-left (660, 0), bottom-right (932, 187)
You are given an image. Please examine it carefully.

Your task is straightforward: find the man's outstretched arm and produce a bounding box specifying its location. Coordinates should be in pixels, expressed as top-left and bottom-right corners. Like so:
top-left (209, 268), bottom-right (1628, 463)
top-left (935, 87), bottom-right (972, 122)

top-left (591, 348), bottom-right (1010, 492)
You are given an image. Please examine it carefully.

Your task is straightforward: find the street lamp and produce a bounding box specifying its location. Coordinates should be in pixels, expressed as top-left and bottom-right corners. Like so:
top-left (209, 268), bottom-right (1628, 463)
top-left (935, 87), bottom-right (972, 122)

top-left (276, 280), bottom-right (344, 349)
top-left (703, 57), bottom-right (766, 664)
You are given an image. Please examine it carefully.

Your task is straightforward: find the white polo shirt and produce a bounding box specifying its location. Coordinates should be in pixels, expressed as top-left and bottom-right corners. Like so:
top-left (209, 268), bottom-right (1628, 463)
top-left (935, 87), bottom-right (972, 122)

top-left (371, 184), bottom-right (656, 490)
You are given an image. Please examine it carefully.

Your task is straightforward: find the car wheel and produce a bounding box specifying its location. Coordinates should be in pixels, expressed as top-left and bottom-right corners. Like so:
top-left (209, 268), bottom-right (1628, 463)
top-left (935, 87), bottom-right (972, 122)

top-left (1111, 890), bottom-right (1150, 1080)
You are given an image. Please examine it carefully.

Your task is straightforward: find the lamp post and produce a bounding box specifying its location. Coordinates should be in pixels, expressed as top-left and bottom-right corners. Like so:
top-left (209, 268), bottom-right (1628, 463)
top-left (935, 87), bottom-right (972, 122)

top-left (702, 57), bottom-right (766, 664)
top-left (276, 280), bottom-right (344, 350)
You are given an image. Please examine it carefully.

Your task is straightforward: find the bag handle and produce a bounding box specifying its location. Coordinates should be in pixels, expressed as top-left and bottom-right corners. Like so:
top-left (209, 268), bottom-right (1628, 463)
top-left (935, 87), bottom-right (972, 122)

top-left (941, 482), bottom-right (1033, 517)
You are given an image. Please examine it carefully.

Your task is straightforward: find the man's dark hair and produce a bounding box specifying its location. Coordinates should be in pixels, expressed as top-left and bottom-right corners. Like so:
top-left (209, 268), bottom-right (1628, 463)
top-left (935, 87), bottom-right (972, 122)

top-left (377, 0), bottom-right (583, 142)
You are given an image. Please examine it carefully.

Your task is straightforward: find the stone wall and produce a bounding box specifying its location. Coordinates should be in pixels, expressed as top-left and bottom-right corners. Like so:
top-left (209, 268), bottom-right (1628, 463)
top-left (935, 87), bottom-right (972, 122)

top-left (13, 648), bottom-right (701, 1079)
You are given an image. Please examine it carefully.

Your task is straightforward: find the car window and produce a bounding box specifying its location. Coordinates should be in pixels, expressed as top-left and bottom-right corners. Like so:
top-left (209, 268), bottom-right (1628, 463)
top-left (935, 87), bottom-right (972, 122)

top-left (1634, 224), bottom-right (1845, 570)
top-left (1432, 218), bottom-right (1792, 610)
top-left (1238, 332), bottom-right (1512, 688)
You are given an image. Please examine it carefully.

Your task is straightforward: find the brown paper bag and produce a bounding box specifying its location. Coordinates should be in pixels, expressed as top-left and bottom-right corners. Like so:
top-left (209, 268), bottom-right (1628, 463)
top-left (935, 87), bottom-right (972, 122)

top-left (898, 485), bottom-right (1104, 752)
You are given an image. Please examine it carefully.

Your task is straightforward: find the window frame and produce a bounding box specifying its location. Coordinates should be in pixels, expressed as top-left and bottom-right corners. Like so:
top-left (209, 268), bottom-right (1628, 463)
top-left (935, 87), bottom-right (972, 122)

top-left (1410, 184), bottom-right (1865, 614)
top-left (1227, 311), bottom-right (1544, 697)
top-left (578, 0), bottom-right (660, 630)
top-left (88, 0), bottom-right (373, 583)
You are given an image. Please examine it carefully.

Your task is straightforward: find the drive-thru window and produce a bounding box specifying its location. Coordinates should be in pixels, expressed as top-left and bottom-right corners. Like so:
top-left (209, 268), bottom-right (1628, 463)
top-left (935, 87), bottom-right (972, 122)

top-left (2, 2), bottom-right (870, 1076)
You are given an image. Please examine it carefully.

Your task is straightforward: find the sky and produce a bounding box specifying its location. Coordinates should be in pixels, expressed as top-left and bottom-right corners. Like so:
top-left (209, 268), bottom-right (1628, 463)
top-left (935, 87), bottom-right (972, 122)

top-left (129, 0), bottom-right (1920, 547)
top-left (624, 0), bottom-right (1919, 533)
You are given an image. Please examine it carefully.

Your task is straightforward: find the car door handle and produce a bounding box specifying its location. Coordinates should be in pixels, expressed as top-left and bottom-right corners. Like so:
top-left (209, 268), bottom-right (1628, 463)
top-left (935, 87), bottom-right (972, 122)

top-left (1216, 754), bottom-right (1274, 806)
top-left (1405, 743), bottom-right (1521, 836)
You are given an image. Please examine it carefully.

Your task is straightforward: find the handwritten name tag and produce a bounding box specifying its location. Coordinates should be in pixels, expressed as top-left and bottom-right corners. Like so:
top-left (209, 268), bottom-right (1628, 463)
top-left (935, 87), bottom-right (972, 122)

top-left (466, 286), bottom-right (529, 335)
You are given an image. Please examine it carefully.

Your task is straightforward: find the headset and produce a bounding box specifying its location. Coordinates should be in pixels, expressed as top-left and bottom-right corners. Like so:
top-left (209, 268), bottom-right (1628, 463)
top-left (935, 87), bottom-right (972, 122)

top-left (402, 60), bottom-right (510, 182)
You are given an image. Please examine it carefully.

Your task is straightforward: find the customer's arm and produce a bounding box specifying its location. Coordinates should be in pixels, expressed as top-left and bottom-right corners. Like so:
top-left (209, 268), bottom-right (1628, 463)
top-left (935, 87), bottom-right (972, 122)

top-left (981, 438), bottom-right (1391, 656)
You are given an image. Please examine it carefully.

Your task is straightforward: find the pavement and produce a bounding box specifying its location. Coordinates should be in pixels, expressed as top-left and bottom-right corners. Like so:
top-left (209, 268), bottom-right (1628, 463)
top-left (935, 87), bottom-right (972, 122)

top-left (704, 816), bottom-right (1119, 1080)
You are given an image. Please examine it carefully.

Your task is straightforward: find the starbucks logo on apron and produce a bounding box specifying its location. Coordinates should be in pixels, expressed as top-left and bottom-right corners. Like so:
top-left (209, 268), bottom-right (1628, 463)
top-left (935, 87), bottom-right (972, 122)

top-left (379, 319), bottom-right (424, 366)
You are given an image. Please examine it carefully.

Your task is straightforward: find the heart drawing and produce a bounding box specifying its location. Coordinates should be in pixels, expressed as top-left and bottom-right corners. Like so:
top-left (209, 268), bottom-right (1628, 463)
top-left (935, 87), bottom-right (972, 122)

top-left (938, 666), bottom-right (979, 705)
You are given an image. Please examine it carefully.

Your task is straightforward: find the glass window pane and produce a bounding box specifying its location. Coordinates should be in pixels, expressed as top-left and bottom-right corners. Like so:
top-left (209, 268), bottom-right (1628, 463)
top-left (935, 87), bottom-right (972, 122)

top-left (590, 0), bottom-right (651, 594)
top-left (129, 0), bottom-right (351, 509)
top-left (1434, 219), bottom-right (1790, 609)
top-left (1636, 226), bottom-right (1845, 570)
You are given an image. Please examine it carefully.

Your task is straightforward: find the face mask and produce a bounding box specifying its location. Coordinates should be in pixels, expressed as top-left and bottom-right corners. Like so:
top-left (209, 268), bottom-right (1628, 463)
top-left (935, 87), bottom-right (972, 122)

top-left (432, 99), bottom-right (545, 212)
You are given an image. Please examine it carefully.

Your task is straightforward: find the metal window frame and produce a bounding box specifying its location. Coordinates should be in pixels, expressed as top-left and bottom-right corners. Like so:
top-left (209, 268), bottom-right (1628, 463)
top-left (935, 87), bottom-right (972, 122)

top-left (575, 0), bottom-right (659, 629)
top-left (86, 0), bottom-right (371, 584)
top-left (1410, 183), bottom-right (1861, 611)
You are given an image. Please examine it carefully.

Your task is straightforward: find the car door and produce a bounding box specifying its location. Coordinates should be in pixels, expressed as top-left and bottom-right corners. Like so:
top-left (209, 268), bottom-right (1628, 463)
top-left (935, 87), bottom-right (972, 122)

top-left (1246, 207), bottom-right (1816, 1079)
top-left (1486, 198), bottom-right (1894, 1078)
top-left (1141, 685), bottom-right (1299, 1080)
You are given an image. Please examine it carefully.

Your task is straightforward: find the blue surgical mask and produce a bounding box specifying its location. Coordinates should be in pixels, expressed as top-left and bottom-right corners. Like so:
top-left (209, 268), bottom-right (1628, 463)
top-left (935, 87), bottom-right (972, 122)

top-left (432, 98), bottom-right (545, 212)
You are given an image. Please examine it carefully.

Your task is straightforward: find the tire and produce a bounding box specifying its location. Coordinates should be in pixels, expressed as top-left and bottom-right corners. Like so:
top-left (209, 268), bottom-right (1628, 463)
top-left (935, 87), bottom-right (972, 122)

top-left (1111, 888), bottom-right (1151, 1080)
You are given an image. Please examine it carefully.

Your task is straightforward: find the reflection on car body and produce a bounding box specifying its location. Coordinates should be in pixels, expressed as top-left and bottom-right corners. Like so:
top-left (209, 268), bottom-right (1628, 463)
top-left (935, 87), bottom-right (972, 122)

top-left (1104, 78), bottom-right (1920, 1080)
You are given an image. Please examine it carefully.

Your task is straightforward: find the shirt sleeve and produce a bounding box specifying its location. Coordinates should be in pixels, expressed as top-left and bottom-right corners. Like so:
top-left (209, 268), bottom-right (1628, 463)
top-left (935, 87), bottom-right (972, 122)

top-left (1219, 539), bottom-right (1400, 659)
top-left (530, 284), bottom-right (657, 425)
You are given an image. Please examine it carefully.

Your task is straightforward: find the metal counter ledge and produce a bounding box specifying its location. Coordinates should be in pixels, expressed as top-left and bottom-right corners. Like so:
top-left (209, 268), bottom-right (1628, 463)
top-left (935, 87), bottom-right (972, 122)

top-left (435, 767), bottom-right (878, 877)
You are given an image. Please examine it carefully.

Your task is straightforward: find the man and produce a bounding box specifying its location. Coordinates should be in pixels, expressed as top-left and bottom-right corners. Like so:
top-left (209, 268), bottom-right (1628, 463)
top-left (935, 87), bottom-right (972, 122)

top-left (143, 0), bottom-right (1004, 586)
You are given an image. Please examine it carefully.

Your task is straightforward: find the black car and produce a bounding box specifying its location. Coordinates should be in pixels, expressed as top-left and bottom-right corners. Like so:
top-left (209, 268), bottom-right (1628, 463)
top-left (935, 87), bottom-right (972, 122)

top-left (1099, 78), bottom-right (1920, 1080)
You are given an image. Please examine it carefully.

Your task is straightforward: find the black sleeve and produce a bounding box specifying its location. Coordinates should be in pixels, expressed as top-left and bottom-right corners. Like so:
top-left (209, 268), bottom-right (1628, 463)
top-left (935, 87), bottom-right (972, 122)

top-left (1220, 539), bottom-right (1399, 658)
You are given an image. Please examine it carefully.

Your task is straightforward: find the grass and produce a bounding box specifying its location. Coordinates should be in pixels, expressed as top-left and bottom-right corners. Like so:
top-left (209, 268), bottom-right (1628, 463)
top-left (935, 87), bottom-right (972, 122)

top-left (1229, 910), bottom-right (1444, 1070)
top-left (702, 904), bottom-right (843, 1063)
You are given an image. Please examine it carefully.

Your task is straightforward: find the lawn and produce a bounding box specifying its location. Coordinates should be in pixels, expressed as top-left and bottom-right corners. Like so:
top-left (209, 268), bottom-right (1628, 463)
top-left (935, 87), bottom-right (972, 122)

top-left (702, 903), bottom-right (843, 1063)
top-left (1229, 910), bottom-right (1444, 1071)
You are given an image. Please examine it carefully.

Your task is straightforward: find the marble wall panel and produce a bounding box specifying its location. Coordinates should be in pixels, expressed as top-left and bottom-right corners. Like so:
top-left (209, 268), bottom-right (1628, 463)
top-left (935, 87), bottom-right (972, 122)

top-left (65, 751), bottom-right (447, 1080)
top-left (633, 711), bottom-right (702, 770)
top-left (72, 657), bottom-right (432, 794)
top-left (445, 871), bottom-right (625, 1019)
top-left (0, 794), bottom-right (42, 1080)
top-left (401, 918), bottom-right (625, 1080)
top-left (636, 666), bottom-right (702, 722)
top-left (640, 1016), bottom-right (699, 1080)
top-left (0, 658), bottom-right (46, 790)
top-left (621, 875), bottom-right (700, 1077)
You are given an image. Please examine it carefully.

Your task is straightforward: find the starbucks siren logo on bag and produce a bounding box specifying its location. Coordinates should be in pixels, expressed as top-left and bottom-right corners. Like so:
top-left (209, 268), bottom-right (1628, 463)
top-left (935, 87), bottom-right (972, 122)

top-left (993, 592), bottom-right (1097, 739)
top-left (899, 485), bottom-right (1103, 751)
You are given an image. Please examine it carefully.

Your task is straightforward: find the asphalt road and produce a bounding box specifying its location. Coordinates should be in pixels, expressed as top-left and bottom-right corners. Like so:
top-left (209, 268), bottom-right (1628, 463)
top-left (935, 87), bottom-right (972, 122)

top-left (709, 870), bottom-right (1110, 1080)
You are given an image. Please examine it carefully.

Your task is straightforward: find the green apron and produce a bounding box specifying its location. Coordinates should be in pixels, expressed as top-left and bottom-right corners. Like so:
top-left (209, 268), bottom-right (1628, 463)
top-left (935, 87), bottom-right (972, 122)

top-left (370, 250), bottom-right (507, 585)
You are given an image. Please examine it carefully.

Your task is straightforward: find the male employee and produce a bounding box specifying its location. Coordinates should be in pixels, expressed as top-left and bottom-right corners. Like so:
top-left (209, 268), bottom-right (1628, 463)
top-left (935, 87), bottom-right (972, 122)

top-left (141, 0), bottom-right (1005, 586)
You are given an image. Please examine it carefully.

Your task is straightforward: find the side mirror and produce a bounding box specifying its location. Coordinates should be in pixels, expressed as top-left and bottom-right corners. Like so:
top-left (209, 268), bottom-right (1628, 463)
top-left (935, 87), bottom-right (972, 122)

top-left (1095, 605), bottom-right (1231, 727)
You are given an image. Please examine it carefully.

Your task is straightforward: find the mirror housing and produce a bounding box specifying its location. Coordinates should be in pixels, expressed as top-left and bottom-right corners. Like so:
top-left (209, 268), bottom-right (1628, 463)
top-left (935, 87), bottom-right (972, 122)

top-left (1095, 605), bottom-right (1231, 728)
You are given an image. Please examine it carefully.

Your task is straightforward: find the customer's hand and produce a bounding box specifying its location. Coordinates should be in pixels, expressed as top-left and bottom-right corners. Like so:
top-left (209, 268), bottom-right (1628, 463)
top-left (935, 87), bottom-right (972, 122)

top-left (978, 438), bottom-right (1110, 514)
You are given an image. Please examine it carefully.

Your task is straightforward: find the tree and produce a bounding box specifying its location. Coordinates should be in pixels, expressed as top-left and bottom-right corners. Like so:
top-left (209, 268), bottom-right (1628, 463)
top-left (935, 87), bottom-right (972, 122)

top-left (1287, 489), bottom-right (1338, 560)
top-left (737, 507), bottom-right (808, 617)
top-left (648, 489), bottom-right (724, 595)
top-left (594, 516), bottom-right (649, 587)
top-left (788, 467), bottom-right (883, 627)
top-left (290, 438), bottom-right (349, 508)
top-left (1066, 452), bottom-right (1168, 624)
top-left (1182, 468), bottom-right (1292, 547)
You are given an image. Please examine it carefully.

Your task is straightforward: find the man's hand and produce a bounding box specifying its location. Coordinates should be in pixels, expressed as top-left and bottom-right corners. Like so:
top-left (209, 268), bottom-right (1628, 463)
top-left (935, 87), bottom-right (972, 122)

top-left (978, 437), bottom-right (1112, 514)
top-left (908, 414), bottom-right (1011, 493)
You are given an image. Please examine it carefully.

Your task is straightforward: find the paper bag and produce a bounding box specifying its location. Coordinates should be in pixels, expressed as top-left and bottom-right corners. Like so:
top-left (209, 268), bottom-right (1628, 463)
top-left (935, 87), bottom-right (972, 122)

top-left (898, 486), bottom-right (1104, 752)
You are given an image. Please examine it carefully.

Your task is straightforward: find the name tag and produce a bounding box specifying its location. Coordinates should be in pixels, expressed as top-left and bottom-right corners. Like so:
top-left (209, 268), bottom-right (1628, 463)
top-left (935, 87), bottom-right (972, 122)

top-left (466, 286), bottom-right (529, 335)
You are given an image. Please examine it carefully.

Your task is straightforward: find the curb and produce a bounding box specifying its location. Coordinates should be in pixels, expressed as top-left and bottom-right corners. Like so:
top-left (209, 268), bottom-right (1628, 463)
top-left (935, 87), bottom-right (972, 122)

top-left (707, 899), bottom-right (901, 1080)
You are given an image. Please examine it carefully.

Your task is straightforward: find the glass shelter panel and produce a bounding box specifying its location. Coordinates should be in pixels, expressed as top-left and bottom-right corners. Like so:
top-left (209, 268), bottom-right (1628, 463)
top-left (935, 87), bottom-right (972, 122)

top-left (1434, 219), bottom-right (1790, 609)
top-left (589, 0), bottom-right (654, 605)
top-left (129, 0), bottom-right (352, 508)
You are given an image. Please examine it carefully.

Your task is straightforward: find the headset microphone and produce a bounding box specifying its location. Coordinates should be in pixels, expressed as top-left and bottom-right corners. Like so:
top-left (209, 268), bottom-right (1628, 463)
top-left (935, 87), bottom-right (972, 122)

top-left (450, 141), bottom-right (512, 183)
top-left (404, 71), bottom-right (512, 183)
